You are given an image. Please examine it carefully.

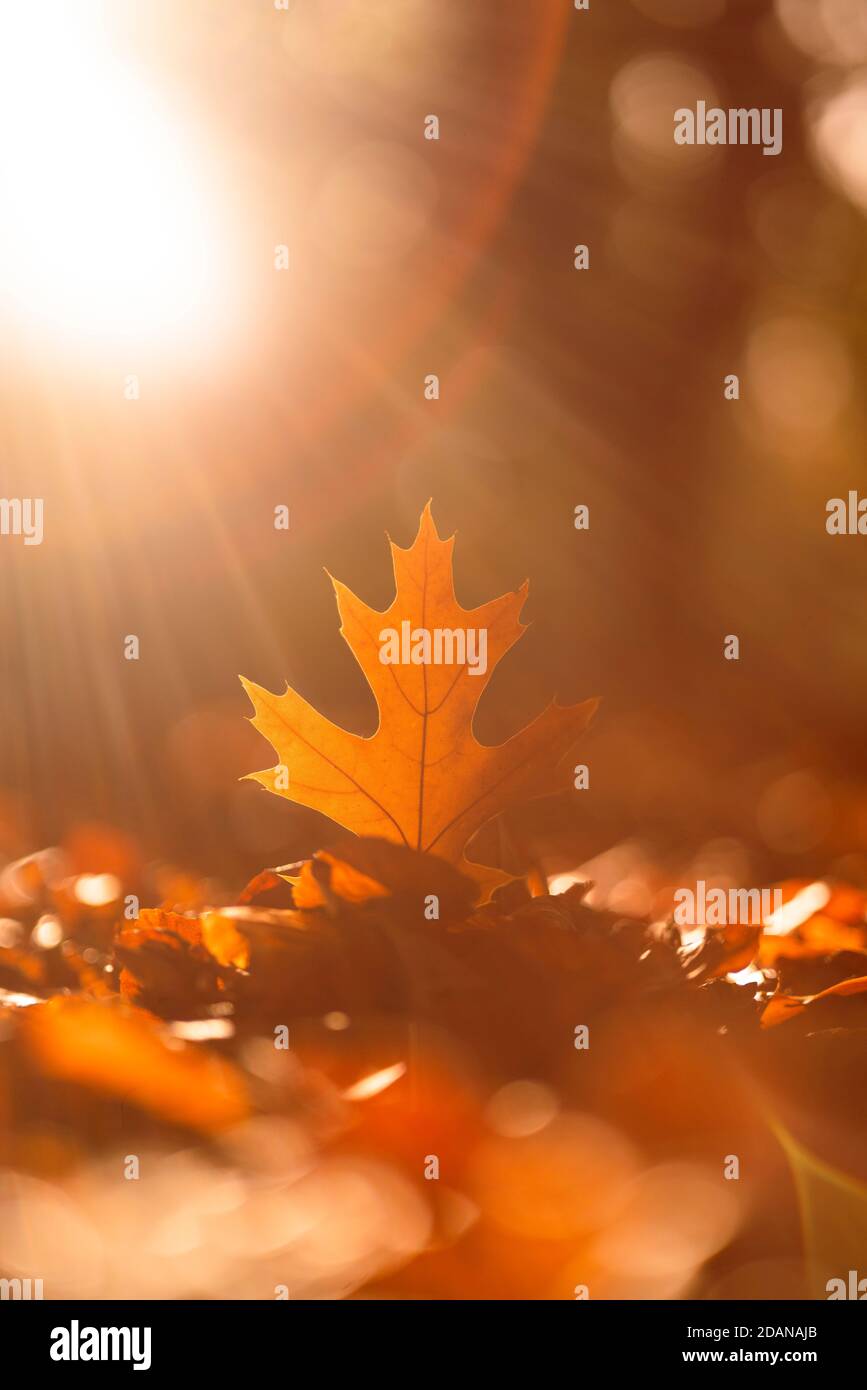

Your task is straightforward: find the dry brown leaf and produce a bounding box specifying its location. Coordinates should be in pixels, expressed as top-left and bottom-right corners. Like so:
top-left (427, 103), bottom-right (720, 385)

top-left (291, 836), bottom-right (478, 919)
top-left (115, 907), bottom-right (224, 1014)
top-left (0, 939), bottom-right (112, 1001)
top-left (292, 854), bottom-right (385, 908)
top-left (760, 915), bottom-right (867, 965)
top-left (240, 504), bottom-right (598, 897)
top-left (200, 908), bottom-right (254, 970)
top-left (683, 922), bottom-right (762, 981)
top-left (761, 974), bottom-right (867, 1028)
top-left (20, 995), bottom-right (248, 1131)
top-left (236, 868), bottom-right (295, 907)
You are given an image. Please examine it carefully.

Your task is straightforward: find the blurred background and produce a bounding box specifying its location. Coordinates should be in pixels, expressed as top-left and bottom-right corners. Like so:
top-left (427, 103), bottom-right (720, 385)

top-left (1, 0), bottom-right (866, 902)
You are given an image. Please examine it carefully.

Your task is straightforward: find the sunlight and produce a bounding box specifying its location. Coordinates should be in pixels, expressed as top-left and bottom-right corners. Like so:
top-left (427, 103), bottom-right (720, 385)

top-left (763, 880), bottom-right (831, 935)
top-left (0, 4), bottom-right (230, 354)
top-left (342, 1062), bottom-right (407, 1102)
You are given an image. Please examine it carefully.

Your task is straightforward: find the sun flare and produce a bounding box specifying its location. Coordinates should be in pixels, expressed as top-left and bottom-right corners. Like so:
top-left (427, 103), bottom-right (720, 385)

top-left (0, 4), bottom-right (230, 354)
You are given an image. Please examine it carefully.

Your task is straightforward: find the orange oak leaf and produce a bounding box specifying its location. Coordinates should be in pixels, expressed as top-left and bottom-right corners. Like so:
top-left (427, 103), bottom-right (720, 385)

top-left (761, 974), bottom-right (867, 1028)
top-left (240, 504), bottom-right (598, 897)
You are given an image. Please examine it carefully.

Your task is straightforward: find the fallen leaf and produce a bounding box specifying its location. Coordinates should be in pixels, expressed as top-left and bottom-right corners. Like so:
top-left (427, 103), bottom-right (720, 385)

top-left (761, 974), bottom-right (867, 1028)
top-left (760, 914), bottom-right (867, 965)
top-left (759, 879), bottom-right (867, 964)
top-left (236, 868), bottom-right (295, 908)
top-left (241, 504), bottom-right (598, 897)
top-left (115, 908), bottom-right (224, 1015)
top-left (683, 922), bottom-right (762, 981)
top-left (20, 996), bottom-right (249, 1132)
top-left (0, 939), bottom-right (112, 1001)
top-left (200, 907), bottom-right (254, 970)
top-left (291, 836), bottom-right (477, 920)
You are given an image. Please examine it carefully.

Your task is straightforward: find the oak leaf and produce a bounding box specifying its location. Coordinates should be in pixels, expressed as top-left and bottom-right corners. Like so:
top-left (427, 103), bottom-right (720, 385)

top-left (240, 504), bottom-right (598, 897)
